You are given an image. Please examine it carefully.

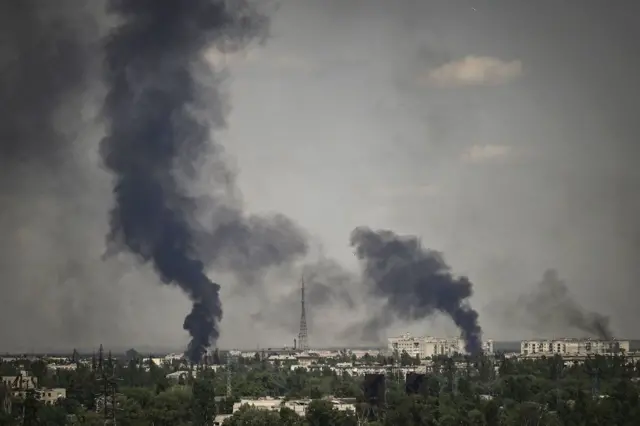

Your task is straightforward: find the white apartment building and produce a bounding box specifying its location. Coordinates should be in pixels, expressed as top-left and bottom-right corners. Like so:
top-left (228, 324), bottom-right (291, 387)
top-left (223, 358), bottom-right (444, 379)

top-left (520, 338), bottom-right (630, 356)
top-left (482, 340), bottom-right (495, 354)
top-left (388, 333), bottom-right (494, 358)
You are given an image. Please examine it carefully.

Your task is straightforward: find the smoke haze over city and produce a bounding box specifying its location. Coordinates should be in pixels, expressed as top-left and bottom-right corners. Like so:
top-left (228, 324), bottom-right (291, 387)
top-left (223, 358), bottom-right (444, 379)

top-left (1, 0), bottom-right (639, 352)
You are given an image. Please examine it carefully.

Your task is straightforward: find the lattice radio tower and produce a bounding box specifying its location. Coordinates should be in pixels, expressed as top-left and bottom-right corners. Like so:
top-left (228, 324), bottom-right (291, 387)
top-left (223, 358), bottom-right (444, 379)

top-left (297, 275), bottom-right (309, 351)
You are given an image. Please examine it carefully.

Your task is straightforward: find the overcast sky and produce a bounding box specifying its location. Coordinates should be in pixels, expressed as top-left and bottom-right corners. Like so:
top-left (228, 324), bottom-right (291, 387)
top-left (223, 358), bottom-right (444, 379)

top-left (1, 0), bottom-right (639, 352)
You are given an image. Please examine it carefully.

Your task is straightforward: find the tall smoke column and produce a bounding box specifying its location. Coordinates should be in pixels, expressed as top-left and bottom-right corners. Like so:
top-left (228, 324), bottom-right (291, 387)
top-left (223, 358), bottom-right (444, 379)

top-left (350, 227), bottom-right (483, 354)
top-left (100, 0), bottom-right (264, 362)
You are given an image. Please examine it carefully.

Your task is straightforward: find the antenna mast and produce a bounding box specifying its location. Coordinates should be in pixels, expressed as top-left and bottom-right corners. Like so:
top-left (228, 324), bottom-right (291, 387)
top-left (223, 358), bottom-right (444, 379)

top-left (297, 275), bottom-right (309, 351)
top-left (226, 353), bottom-right (232, 397)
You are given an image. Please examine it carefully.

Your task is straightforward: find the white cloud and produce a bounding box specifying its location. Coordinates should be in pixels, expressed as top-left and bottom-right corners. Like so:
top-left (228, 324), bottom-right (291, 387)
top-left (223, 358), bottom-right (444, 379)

top-left (462, 144), bottom-right (512, 163)
top-left (420, 56), bottom-right (523, 87)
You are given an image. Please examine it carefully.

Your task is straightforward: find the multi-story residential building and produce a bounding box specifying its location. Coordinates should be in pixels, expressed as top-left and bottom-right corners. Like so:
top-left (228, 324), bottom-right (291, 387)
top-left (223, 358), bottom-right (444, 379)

top-left (482, 340), bottom-right (495, 354)
top-left (520, 338), bottom-right (630, 356)
top-left (388, 333), bottom-right (494, 358)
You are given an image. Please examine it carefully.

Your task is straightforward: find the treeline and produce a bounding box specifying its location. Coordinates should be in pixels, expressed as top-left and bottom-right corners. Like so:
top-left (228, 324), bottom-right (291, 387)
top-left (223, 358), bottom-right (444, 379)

top-left (0, 354), bottom-right (638, 425)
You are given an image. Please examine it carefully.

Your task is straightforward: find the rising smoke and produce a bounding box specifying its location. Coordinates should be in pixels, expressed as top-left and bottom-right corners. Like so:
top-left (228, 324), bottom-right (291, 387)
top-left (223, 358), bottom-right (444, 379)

top-left (1, 1), bottom-right (486, 355)
top-left (197, 206), bottom-right (309, 287)
top-left (350, 227), bottom-right (483, 354)
top-left (100, 0), bottom-right (267, 362)
top-left (508, 269), bottom-right (612, 340)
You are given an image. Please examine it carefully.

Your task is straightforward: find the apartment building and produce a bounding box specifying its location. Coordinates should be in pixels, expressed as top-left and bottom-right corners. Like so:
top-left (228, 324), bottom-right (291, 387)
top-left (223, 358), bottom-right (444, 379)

top-left (520, 338), bottom-right (630, 356)
top-left (388, 333), bottom-right (494, 358)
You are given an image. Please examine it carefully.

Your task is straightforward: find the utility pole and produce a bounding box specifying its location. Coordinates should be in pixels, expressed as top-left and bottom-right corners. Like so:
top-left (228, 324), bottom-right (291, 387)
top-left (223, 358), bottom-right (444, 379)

top-left (591, 368), bottom-right (600, 399)
top-left (96, 347), bottom-right (121, 426)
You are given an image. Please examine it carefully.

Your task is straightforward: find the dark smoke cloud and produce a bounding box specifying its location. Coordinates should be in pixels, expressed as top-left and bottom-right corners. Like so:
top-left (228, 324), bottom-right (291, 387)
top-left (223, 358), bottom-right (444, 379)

top-left (0, 1), bottom-right (486, 353)
top-left (506, 269), bottom-right (613, 340)
top-left (101, 0), bottom-right (266, 362)
top-left (0, 0), bottom-right (90, 175)
top-left (350, 227), bottom-right (482, 354)
top-left (0, 0), bottom-right (116, 350)
top-left (198, 206), bottom-right (309, 286)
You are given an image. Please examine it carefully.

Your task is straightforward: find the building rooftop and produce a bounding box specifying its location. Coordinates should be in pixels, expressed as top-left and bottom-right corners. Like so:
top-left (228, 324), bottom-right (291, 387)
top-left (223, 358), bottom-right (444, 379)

top-left (522, 338), bottom-right (628, 342)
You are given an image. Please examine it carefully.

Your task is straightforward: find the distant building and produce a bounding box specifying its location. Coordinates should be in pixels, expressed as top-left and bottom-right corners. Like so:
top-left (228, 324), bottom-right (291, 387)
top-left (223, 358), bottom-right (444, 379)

top-left (520, 338), bottom-right (630, 356)
top-left (388, 333), bottom-right (494, 358)
top-left (11, 388), bottom-right (66, 405)
top-left (296, 353), bottom-right (321, 367)
top-left (166, 371), bottom-right (190, 383)
top-left (2, 371), bottom-right (65, 405)
top-left (232, 397), bottom-right (355, 416)
top-left (1, 371), bottom-right (38, 390)
top-left (48, 364), bottom-right (77, 372)
top-left (482, 340), bottom-right (495, 354)
top-left (213, 414), bottom-right (232, 425)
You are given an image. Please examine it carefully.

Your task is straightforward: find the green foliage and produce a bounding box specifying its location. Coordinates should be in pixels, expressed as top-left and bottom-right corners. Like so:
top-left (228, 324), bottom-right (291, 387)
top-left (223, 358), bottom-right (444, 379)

top-left (192, 378), bottom-right (217, 425)
top-left (0, 353), bottom-right (638, 425)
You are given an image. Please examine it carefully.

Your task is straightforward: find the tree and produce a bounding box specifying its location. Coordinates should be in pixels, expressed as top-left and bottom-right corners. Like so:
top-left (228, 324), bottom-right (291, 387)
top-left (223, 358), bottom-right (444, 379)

top-left (192, 378), bottom-right (217, 426)
top-left (125, 349), bottom-right (141, 362)
top-left (223, 406), bottom-right (283, 426)
top-left (305, 400), bottom-right (335, 426)
top-left (400, 351), bottom-right (414, 367)
top-left (145, 388), bottom-right (192, 426)
top-left (115, 395), bottom-right (146, 426)
top-left (22, 389), bottom-right (41, 426)
top-left (30, 360), bottom-right (48, 386)
top-left (279, 406), bottom-right (303, 426)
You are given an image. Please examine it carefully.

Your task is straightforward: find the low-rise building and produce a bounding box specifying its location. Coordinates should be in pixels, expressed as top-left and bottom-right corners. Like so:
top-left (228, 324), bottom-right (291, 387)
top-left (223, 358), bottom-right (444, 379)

top-left (296, 353), bottom-right (321, 367)
top-left (166, 371), bottom-right (190, 383)
top-left (48, 364), bottom-right (77, 371)
top-left (11, 388), bottom-right (66, 405)
top-left (520, 338), bottom-right (630, 357)
top-left (1, 371), bottom-right (38, 390)
top-left (232, 397), bottom-right (355, 416)
top-left (2, 370), bottom-right (65, 405)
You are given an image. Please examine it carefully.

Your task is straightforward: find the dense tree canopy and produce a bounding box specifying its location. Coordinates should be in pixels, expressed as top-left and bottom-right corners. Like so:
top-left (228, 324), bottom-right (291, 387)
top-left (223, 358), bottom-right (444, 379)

top-left (0, 352), bottom-right (637, 425)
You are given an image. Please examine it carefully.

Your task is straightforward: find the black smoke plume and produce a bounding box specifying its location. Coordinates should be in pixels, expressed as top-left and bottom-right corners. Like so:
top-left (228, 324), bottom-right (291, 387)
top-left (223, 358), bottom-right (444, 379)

top-left (515, 269), bottom-right (612, 339)
top-left (350, 227), bottom-right (482, 354)
top-left (101, 0), bottom-right (265, 363)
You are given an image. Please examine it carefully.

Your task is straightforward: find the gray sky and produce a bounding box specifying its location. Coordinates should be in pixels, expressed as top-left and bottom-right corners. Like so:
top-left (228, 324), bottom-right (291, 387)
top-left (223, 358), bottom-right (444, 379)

top-left (1, 0), bottom-right (639, 352)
